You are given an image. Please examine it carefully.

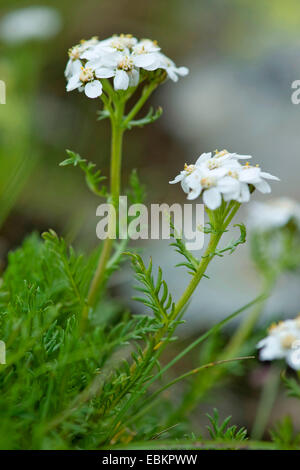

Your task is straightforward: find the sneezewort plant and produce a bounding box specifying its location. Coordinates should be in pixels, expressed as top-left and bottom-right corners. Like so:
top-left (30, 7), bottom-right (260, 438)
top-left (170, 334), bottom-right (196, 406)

top-left (62, 34), bottom-right (279, 439)
top-left (0, 33), bottom-right (286, 450)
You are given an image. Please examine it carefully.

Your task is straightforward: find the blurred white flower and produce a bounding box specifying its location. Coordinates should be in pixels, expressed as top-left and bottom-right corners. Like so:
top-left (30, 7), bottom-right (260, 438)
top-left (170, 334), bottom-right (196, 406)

top-left (170, 150), bottom-right (279, 210)
top-left (66, 34), bottom-right (189, 96)
top-left (248, 198), bottom-right (300, 231)
top-left (0, 7), bottom-right (62, 44)
top-left (257, 317), bottom-right (300, 370)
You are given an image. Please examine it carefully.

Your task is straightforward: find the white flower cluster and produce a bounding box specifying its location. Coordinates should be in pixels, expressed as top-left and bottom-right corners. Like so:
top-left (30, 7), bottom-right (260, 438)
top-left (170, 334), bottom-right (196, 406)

top-left (257, 317), bottom-right (300, 370)
top-left (65, 34), bottom-right (189, 99)
top-left (248, 198), bottom-right (300, 232)
top-left (169, 150), bottom-right (279, 210)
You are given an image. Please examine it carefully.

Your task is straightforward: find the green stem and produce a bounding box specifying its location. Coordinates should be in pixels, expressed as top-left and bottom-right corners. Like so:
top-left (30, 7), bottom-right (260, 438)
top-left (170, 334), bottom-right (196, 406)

top-left (172, 268), bottom-right (276, 423)
top-left (251, 365), bottom-right (281, 440)
top-left (130, 203), bottom-right (241, 372)
top-left (106, 203), bottom-right (242, 437)
top-left (81, 105), bottom-right (124, 328)
top-left (169, 202), bottom-right (241, 326)
top-left (81, 82), bottom-right (159, 329)
top-left (222, 274), bottom-right (276, 361)
top-left (122, 82), bottom-right (157, 128)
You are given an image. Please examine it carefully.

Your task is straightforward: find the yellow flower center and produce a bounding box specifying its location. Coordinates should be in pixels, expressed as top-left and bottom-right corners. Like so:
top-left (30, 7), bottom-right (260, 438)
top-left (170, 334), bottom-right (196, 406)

top-left (228, 170), bottom-right (238, 179)
top-left (184, 163), bottom-right (195, 174)
top-left (118, 56), bottom-right (134, 71)
top-left (207, 158), bottom-right (221, 170)
top-left (68, 46), bottom-right (80, 60)
top-left (112, 34), bottom-right (135, 51)
top-left (268, 321), bottom-right (286, 334)
top-left (215, 149), bottom-right (228, 158)
top-left (281, 334), bottom-right (297, 349)
top-left (201, 177), bottom-right (214, 188)
top-left (79, 67), bottom-right (94, 83)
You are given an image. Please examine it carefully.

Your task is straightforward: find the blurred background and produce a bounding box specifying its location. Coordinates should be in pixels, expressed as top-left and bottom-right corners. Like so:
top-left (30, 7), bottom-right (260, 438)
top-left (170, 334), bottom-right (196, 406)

top-left (1, 0), bottom-right (300, 438)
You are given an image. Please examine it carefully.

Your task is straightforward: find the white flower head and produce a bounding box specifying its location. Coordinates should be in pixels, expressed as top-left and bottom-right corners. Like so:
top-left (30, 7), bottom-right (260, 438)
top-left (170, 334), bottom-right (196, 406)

top-left (66, 64), bottom-right (103, 99)
top-left (65, 37), bottom-right (99, 79)
top-left (0, 7), bottom-right (62, 44)
top-left (155, 52), bottom-right (189, 82)
top-left (170, 150), bottom-right (279, 210)
top-left (93, 50), bottom-right (158, 91)
top-left (132, 38), bottom-right (161, 55)
top-left (66, 34), bottom-right (189, 97)
top-left (257, 317), bottom-right (300, 370)
top-left (248, 198), bottom-right (300, 232)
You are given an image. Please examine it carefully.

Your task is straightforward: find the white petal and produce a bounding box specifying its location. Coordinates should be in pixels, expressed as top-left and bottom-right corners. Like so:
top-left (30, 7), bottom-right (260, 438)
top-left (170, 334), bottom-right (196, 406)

top-left (128, 69), bottom-right (139, 87)
top-left (258, 336), bottom-right (285, 361)
top-left (260, 171), bottom-right (280, 181)
top-left (217, 176), bottom-right (239, 194)
top-left (167, 69), bottom-right (179, 82)
top-left (181, 179), bottom-right (190, 194)
top-left (203, 188), bottom-right (222, 210)
top-left (209, 167), bottom-right (228, 178)
top-left (142, 58), bottom-right (162, 71)
top-left (223, 190), bottom-right (240, 202)
top-left (186, 171), bottom-right (202, 190)
top-left (287, 349), bottom-right (300, 370)
top-left (255, 180), bottom-right (271, 194)
top-left (95, 67), bottom-right (115, 78)
top-left (66, 74), bottom-right (81, 91)
top-left (195, 153), bottom-right (212, 166)
top-left (84, 80), bottom-right (103, 98)
top-left (238, 183), bottom-right (250, 202)
top-left (177, 66), bottom-right (189, 76)
top-left (187, 186), bottom-right (201, 200)
top-left (133, 53), bottom-right (156, 68)
top-left (65, 59), bottom-right (82, 78)
top-left (81, 49), bottom-right (100, 61)
top-left (114, 69), bottom-right (129, 90)
top-left (65, 59), bottom-right (72, 78)
top-left (230, 153), bottom-right (252, 160)
top-left (238, 167), bottom-right (260, 183)
top-left (169, 174), bottom-right (184, 184)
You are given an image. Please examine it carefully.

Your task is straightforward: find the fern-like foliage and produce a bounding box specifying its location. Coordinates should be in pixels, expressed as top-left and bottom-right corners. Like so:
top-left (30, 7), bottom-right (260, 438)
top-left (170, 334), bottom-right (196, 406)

top-left (170, 223), bottom-right (199, 275)
top-left (60, 149), bottom-right (107, 197)
top-left (124, 106), bottom-right (163, 130)
top-left (270, 416), bottom-right (300, 449)
top-left (127, 169), bottom-right (146, 206)
top-left (206, 409), bottom-right (247, 442)
top-left (281, 372), bottom-right (300, 400)
top-left (126, 253), bottom-right (175, 323)
top-left (214, 224), bottom-right (246, 256)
